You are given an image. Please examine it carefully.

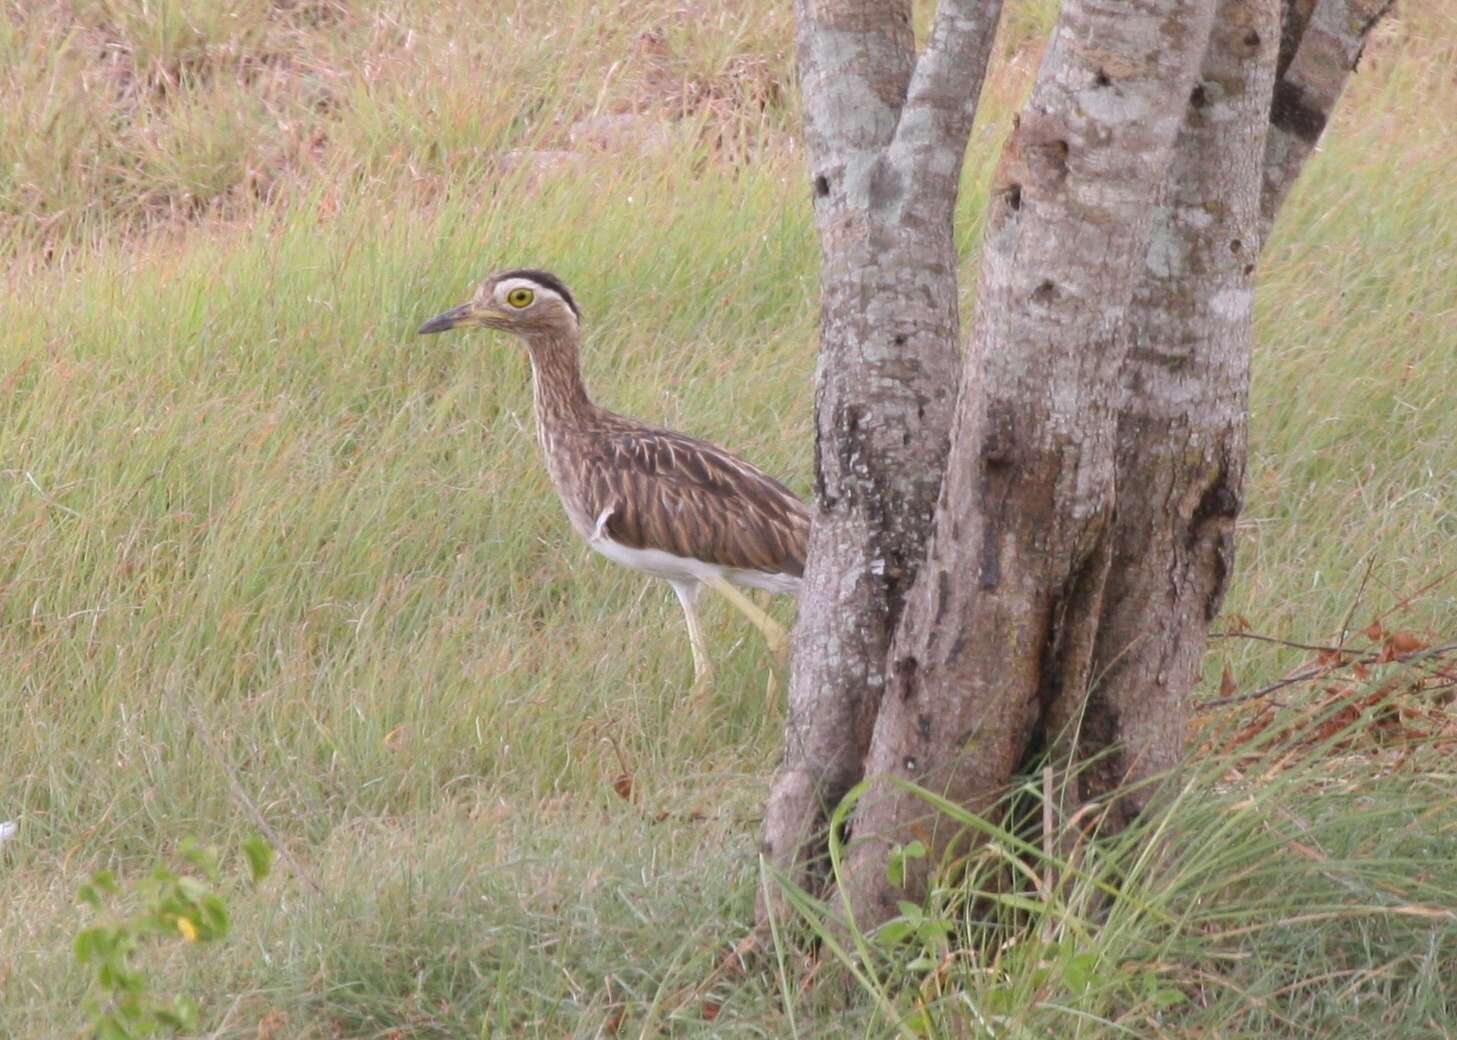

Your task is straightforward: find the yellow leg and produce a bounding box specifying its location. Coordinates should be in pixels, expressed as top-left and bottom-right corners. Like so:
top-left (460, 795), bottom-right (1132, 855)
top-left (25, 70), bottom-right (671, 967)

top-left (704, 576), bottom-right (789, 667)
top-left (763, 663), bottom-right (781, 708)
top-left (670, 580), bottom-right (714, 687)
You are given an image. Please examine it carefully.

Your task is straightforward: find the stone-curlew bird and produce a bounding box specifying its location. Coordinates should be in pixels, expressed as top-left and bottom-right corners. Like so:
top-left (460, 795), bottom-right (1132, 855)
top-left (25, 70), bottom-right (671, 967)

top-left (418, 268), bottom-right (807, 686)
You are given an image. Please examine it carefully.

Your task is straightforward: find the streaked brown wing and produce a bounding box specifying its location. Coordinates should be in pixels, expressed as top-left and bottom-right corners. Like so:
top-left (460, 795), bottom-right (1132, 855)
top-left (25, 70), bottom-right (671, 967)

top-left (579, 425), bottom-right (809, 577)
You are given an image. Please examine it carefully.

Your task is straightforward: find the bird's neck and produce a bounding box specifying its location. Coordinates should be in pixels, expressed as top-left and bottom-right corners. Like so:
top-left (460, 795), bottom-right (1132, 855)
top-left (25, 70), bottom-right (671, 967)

top-left (523, 330), bottom-right (597, 428)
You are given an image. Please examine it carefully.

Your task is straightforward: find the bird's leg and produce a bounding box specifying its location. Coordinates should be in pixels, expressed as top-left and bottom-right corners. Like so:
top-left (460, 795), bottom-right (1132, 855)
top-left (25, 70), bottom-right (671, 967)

top-left (670, 580), bottom-right (714, 688)
top-left (704, 576), bottom-right (789, 667)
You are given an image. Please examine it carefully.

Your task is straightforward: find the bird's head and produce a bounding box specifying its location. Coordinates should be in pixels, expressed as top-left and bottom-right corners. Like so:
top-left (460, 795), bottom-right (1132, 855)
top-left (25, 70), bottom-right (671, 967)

top-left (417, 268), bottom-right (581, 340)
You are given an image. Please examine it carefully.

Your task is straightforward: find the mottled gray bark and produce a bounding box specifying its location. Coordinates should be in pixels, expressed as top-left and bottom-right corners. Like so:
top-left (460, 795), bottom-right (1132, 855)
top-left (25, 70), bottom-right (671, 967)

top-left (1078, 0), bottom-right (1280, 829)
top-left (772, 0), bottom-right (1394, 929)
top-left (1263, 0), bottom-right (1395, 234)
top-left (762, 0), bottom-right (1004, 895)
top-left (841, 0), bottom-right (1218, 923)
top-left (1076, 0), bottom-right (1393, 829)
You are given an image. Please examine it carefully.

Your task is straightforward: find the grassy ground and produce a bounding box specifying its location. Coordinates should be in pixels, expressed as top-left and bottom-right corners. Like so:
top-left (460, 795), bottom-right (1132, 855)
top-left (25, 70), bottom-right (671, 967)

top-left (1, 1), bottom-right (1455, 1036)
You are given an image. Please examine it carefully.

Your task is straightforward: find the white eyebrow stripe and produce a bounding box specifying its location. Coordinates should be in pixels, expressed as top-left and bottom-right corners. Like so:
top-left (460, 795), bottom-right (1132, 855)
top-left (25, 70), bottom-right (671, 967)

top-left (496, 277), bottom-right (564, 307)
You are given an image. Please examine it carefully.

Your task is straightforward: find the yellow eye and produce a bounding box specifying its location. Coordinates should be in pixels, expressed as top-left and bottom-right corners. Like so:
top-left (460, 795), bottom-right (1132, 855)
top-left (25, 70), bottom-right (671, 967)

top-left (506, 287), bottom-right (534, 308)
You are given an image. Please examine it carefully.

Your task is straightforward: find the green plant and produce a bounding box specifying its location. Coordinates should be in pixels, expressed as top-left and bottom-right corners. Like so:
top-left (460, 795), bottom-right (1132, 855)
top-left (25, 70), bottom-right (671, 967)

top-left (74, 836), bottom-right (273, 1039)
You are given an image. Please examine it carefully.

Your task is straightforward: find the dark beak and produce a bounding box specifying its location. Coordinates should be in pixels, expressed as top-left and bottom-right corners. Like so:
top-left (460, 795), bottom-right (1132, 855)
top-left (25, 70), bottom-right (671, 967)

top-left (417, 303), bottom-right (473, 335)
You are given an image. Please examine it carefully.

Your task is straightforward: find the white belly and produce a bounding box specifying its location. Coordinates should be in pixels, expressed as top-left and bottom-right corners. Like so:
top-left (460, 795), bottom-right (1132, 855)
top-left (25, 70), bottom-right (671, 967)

top-left (587, 533), bottom-right (801, 596)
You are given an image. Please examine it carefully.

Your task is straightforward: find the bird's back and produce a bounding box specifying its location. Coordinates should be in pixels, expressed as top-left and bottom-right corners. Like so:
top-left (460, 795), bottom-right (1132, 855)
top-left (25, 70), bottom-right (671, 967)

top-left (543, 411), bottom-right (809, 586)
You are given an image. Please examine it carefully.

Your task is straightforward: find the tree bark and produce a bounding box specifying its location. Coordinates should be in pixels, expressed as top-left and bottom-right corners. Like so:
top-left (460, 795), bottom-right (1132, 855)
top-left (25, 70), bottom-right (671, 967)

top-left (1077, 0), bottom-right (1280, 829)
top-left (1262, 0), bottom-right (1395, 234)
top-left (762, 0), bottom-right (1004, 894)
top-left (770, 0), bottom-right (1395, 930)
top-left (842, 0), bottom-right (1218, 923)
top-left (1074, 0), bottom-right (1391, 829)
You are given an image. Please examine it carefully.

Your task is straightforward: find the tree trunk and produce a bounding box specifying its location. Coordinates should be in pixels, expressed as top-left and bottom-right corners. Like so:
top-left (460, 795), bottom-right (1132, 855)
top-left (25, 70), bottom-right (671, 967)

top-left (1263, 0), bottom-right (1394, 235)
top-left (1075, 0), bottom-right (1280, 829)
top-left (762, 0), bottom-right (1004, 895)
top-left (1072, 0), bottom-right (1393, 828)
top-left (769, 0), bottom-right (1394, 930)
top-left (839, 0), bottom-right (1219, 922)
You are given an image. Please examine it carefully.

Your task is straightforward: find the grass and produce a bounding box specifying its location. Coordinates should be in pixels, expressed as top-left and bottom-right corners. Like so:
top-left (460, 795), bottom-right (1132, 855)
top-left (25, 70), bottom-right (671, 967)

top-left (1, 0), bottom-right (1455, 1036)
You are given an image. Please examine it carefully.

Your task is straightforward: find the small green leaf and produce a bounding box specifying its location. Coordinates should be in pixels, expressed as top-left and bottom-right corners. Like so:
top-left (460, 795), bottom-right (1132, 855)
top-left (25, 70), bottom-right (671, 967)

top-left (1150, 985), bottom-right (1187, 1008)
top-left (885, 839), bottom-right (927, 888)
top-left (874, 919), bottom-right (915, 947)
top-left (92, 870), bottom-right (119, 896)
top-left (242, 835), bottom-right (273, 883)
top-left (75, 927), bottom-right (102, 963)
top-left (914, 917), bottom-right (953, 945)
top-left (886, 857), bottom-right (905, 888)
top-left (198, 893), bottom-right (230, 938)
top-left (906, 954), bottom-right (940, 975)
top-left (1064, 951), bottom-right (1098, 994)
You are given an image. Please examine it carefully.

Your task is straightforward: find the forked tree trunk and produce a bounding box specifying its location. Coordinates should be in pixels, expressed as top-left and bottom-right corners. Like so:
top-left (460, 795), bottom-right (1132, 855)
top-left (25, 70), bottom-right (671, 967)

top-left (766, 0), bottom-right (1393, 927)
top-left (762, 0), bottom-right (1005, 892)
top-left (840, 0), bottom-right (1220, 919)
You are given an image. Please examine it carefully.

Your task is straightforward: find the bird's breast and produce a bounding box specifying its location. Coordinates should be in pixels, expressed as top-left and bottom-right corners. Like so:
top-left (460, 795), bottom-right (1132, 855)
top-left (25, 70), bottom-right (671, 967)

top-left (536, 427), bottom-right (598, 541)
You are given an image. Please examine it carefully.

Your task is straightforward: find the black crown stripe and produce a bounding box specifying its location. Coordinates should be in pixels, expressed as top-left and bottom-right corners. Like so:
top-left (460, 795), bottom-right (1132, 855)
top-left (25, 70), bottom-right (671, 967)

top-left (497, 268), bottom-right (581, 319)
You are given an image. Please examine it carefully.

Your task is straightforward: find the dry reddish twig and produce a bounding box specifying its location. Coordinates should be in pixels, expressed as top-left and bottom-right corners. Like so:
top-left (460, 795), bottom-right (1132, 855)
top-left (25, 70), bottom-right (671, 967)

top-left (1196, 564), bottom-right (1457, 766)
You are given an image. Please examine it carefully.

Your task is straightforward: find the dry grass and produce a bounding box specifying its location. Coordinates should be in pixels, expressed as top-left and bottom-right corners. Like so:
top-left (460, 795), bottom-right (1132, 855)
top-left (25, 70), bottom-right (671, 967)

top-left (1, 0), bottom-right (798, 257)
